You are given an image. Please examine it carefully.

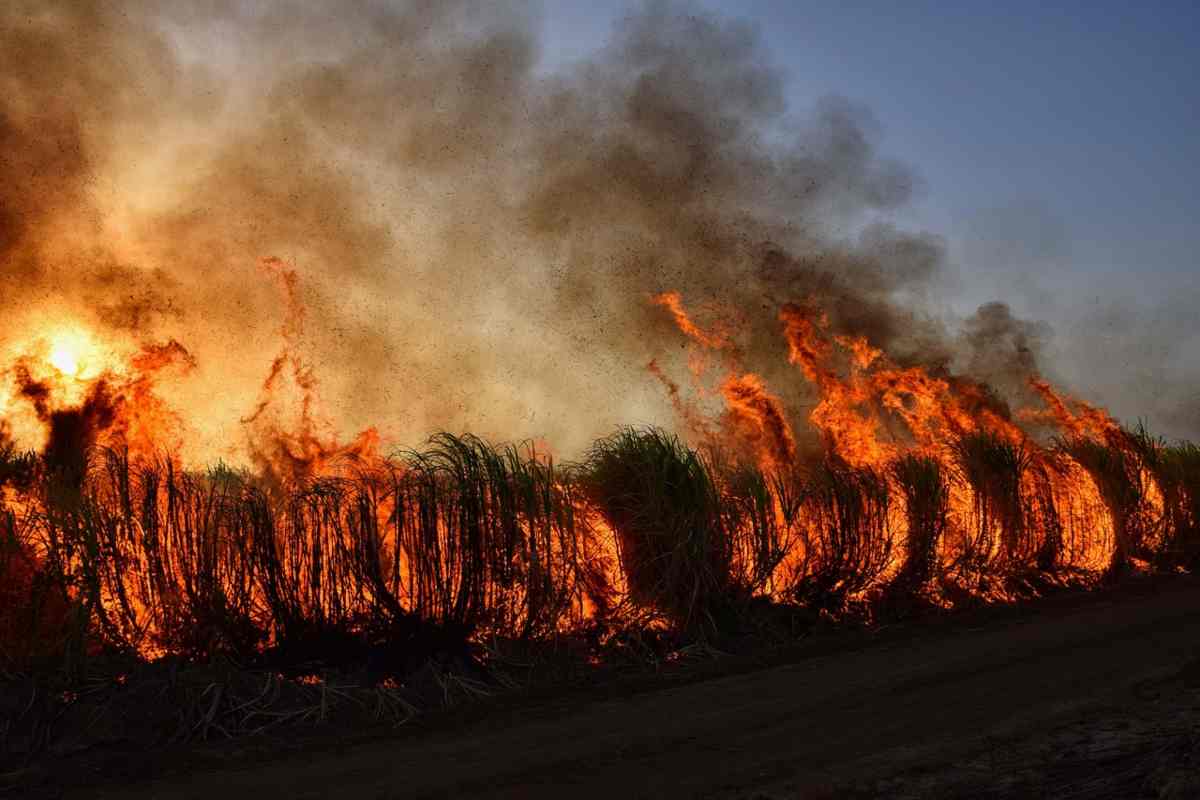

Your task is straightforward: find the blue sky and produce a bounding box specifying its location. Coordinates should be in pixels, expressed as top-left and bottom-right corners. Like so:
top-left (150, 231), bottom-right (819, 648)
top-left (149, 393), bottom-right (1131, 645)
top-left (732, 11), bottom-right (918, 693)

top-left (537, 0), bottom-right (1199, 430)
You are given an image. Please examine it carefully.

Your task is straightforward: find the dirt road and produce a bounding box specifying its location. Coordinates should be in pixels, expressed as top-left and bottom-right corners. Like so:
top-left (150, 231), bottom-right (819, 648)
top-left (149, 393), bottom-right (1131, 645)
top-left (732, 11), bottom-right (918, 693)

top-left (92, 580), bottom-right (1200, 799)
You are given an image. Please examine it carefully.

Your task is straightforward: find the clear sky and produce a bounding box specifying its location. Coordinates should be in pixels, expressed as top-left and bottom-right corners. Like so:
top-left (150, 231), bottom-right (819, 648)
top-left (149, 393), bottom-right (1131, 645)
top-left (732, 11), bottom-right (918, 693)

top-left (538, 0), bottom-right (1200, 431)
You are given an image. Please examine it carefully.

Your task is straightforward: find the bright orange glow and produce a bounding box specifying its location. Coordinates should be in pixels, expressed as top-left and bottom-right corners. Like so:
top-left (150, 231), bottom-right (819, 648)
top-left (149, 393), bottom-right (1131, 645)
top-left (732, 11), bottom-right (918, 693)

top-left (48, 341), bottom-right (80, 377)
top-left (42, 326), bottom-right (109, 382)
top-left (644, 288), bottom-right (1150, 605)
top-left (651, 291), bottom-right (731, 351)
top-left (0, 260), bottom-right (1172, 665)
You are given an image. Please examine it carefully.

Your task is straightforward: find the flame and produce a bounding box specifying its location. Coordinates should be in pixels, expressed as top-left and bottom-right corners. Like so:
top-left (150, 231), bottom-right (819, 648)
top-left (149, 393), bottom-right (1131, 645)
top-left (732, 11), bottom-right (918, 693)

top-left (25, 325), bottom-right (113, 385)
top-left (1024, 376), bottom-right (1121, 440)
top-left (645, 288), bottom-right (1149, 605)
top-left (48, 339), bottom-right (81, 378)
top-left (0, 0), bottom-right (1187, 671)
top-left (720, 372), bottom-right (796, 471)
top-left (0, 258), bottom-right (1180, 665)
top-left (240, 257), bottom-right (381, 483)
top-left (651, 292), bottom-right (732, 351)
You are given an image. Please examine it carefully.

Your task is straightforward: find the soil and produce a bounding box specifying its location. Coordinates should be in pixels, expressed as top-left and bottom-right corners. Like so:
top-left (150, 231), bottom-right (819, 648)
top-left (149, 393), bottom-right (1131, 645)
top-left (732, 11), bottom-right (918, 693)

top-left (8, 575), bottom-right (1200, 799)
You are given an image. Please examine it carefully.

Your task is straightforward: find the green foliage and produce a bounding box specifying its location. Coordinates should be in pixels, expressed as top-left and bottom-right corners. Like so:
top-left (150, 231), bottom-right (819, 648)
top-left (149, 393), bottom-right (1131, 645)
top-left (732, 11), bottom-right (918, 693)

top-left (2, 421), bottom-right (1199, 679)
top-left (953, 431), bottom-right (1035, 573)
top-left (1128, 423), bottom-right (1200, 569)
top-left (390, 433), bottom-right (584, 639)
top-left (580, 427), bottom-right (737, 638)
top-left (0, 440), bottom-right (38, 491)
top-left (716, 455), bottom-right (801, 596)
top-left (1166, 441), bottom-right (1200, 569)
top-left (891, 454), bottom-right (948, 592)
top-left (1061, 434), bottom-right (1150, 578)
top-left (797, 457), bottom-right (893, 608)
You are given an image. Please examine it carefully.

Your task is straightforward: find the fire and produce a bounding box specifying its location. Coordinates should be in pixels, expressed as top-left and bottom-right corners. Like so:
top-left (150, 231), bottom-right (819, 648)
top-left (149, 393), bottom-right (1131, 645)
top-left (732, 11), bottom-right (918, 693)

top-left (646, 289), bottom-right (1155, 604)
top-left (651, 292), bottom-right (732, 351)
top-left (0, 262), bottom-right (1188, 668)
top-left (1, 0), bottom-right (1195, 684)
top-left (48, 338), bottom-right (82, 378)
top-left (720, 373), bottom-right (797, 472)
top-left (26, 326), bottom-right (111, 385)
top-left (0, 243), bottom-right (1181, 667)
top-left (0, 259), bottom-right (381, 478)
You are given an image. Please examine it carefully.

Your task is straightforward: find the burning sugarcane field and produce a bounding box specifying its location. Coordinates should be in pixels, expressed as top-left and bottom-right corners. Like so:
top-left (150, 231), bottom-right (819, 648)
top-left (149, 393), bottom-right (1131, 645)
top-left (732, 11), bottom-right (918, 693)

top-left (3, 2), bottom-right (1200, 798)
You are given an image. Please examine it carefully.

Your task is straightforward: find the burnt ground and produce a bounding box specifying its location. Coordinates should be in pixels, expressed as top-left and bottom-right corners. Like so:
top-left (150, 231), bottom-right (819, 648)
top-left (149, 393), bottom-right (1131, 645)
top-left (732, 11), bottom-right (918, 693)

top-left (8, 575), bottom-right (1200, 799)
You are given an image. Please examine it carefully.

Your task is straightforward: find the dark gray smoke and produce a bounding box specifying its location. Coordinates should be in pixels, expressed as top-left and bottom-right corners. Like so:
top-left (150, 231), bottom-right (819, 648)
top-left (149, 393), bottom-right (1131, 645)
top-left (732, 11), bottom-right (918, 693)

top-left (2, 0), bottom-right (1182, 461)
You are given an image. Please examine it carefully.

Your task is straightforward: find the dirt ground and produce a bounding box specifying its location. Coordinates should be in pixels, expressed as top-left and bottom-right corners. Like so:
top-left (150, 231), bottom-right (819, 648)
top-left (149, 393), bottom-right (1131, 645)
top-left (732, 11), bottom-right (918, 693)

top-left (21, 577), bottom-right (1200, 799)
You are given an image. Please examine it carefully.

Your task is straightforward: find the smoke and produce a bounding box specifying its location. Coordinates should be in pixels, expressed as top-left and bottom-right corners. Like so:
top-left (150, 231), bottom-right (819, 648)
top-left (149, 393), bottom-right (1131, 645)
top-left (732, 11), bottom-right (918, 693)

top-left (1, 0), bottom-right (1185, 464)
top-left (957, 302), bottom-right (1049, 404)
top-left (1051, 295), bottom-right (1200, 442)
top-left (955, 199), bottom-right (1199, 443)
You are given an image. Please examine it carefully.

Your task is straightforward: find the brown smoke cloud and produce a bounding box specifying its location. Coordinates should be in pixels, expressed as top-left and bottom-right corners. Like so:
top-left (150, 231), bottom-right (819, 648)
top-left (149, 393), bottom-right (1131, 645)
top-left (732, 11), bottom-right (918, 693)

top-left (2, 0), bottom-right (1182, 463)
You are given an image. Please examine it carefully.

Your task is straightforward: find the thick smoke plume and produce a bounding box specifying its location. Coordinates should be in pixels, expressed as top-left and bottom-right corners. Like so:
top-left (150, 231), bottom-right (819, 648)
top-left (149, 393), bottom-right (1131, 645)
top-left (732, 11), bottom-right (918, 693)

top-left (0, 0), bottom-right (1185, 465)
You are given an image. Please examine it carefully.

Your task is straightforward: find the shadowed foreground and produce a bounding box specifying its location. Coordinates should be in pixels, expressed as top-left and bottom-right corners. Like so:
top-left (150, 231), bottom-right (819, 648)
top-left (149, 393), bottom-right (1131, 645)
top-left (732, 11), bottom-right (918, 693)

top-left (85, 578), bottom-right (1200, 800)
